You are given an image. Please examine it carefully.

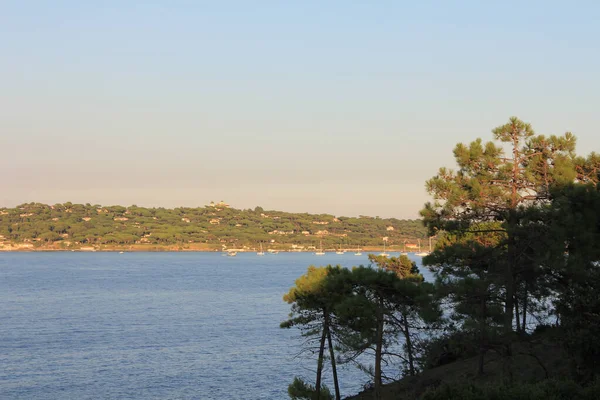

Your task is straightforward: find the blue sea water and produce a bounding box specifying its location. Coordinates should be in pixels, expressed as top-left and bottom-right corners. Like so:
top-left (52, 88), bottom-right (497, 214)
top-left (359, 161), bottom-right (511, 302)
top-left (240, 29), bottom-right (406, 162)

top-left (0, 252), bottom-right (430, 400)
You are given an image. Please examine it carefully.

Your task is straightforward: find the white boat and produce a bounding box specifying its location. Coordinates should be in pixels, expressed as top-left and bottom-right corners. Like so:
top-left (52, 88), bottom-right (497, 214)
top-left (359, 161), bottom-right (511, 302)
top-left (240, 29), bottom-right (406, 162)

top-left (315, 240), bottom-right (325, 256)
top-left (401, 240), bottom-right (411, 255)
top-left (414, 239), bottom-right (430, 256)
top-left (227, 251), bottom-right (237, 257)
top-left (119, 251), bottom-right (124, 254)
top-left (379, 240), bottom-right (389, 257)
top-left (336, 242), bottom-right (344, 255)
top-left (354, 246), bottom-right (362, 256)
top-left (268, 249), bottom-right (279, 254)
top-left (257, 243), bottom-right (265, 256)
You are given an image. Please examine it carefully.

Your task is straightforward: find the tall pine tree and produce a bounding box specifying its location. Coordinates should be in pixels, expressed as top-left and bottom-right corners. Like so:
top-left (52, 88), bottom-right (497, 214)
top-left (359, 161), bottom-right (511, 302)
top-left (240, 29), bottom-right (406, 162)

top-left (420, 117), bottom-right (589, 378)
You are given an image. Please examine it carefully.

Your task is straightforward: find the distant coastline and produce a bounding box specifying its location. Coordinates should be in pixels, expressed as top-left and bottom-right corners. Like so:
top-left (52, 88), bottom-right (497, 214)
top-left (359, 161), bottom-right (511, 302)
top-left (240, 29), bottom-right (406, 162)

top-left (0, 202), bottom-right (431, 254)
top-left (0, 244), bottom-right (404, 253)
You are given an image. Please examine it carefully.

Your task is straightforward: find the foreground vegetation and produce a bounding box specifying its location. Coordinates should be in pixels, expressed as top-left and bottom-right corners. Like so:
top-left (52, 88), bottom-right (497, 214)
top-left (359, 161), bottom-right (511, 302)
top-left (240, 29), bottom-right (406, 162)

top-left (0, 202), bottom-right (426, 251)
top-left (282, 117), bottom-right (600, 399)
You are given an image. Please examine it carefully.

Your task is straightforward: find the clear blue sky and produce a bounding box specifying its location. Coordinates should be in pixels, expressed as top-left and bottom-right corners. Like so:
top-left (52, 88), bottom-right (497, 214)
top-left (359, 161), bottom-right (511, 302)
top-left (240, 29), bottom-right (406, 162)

top-left (1, 1), bottom-right (599, 218)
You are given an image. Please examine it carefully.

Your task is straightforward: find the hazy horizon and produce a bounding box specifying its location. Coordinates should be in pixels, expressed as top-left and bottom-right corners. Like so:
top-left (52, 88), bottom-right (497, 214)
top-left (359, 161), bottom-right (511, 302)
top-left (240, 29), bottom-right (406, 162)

top-left (2, 1), bottom-right (599, 219)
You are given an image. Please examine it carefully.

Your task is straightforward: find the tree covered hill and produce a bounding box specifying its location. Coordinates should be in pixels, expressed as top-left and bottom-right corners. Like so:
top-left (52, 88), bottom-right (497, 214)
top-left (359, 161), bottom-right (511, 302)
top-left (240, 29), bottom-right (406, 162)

top-left (0, 201), bottom-right (427, 250)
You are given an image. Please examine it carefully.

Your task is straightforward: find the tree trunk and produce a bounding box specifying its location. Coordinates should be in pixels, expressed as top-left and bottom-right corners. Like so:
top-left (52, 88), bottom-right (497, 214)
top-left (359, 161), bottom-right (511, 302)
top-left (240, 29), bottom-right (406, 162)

top-left (505, 214), bottom-right (516, 335)
top-left (401, 311), bottom-right (415, 376)
top-left (506, 127), bottom-right (519, 337)
top-left (325, 313), bottom-right (341, 400)
top-left (515, 293), bottom-right (521, 333)
top-left (503, 211), bottom-right (516, 384)
top-left (315, 326), bottom-right (327, 399)
top-left (478, 297), bottom-right (487, 376)
top-left (374, 297), bottom-right (384, 400)
top-left (522, 282), bottom-right (528, 333)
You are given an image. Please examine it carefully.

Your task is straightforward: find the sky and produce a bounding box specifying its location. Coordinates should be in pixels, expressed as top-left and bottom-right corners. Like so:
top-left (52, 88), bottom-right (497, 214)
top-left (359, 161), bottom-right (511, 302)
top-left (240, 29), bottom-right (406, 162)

top-left (1, 1), bottom-right (599, 218)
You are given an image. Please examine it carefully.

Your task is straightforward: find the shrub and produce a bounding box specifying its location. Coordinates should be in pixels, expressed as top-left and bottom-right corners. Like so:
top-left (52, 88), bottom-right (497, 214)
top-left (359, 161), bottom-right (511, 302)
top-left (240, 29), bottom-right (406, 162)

top-left (288, 377), bottom-right (333, 400)
top-left (420, 379), bottom-right (600, 400)
top-left (417, 329), bottom-right (480, 370)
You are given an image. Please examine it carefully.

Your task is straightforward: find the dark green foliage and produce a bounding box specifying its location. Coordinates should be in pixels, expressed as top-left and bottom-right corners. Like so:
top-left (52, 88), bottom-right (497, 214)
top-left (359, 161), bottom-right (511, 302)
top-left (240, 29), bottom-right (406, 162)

top-left (542, 183), bottom-right (600, 381)
top-left (420, 380), bottom-right (600, 400)
top-left (417, 329), bottom-right (480, 370)
top-left (328, 266), bottom-right (408, 398)
top-left (288, 377), bottom-right (333, 400)
top-left (420, 117), bottom-right (600, 383)
top-left (423, 222), bottom-right (506, 375)
top-left (332, 265), bottom-right (439, 396)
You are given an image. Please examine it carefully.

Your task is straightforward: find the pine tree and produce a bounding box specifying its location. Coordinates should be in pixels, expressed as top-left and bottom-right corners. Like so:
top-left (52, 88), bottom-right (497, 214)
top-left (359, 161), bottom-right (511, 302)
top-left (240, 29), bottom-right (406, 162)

top-left (328, 263), bottom-right (439, 399)
top-left (425, 222), bottom-right (505, 375)
top-left (281, 266), bottom-right (343, 400)
top-left (420, 117), bottom-right (588, 379)
top-left (544, 183), bottom-right (600, 381)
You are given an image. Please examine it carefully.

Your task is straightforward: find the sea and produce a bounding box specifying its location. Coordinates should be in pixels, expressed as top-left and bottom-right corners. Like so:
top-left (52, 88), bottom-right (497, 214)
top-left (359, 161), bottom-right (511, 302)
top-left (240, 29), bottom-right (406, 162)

top-left (0, 252), bottom-right (432, 400)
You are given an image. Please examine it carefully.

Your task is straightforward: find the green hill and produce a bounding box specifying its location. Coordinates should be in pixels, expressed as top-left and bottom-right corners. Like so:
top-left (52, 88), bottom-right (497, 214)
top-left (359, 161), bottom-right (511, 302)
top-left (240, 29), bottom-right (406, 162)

top-left (0, 202), bottom-right (427, 251)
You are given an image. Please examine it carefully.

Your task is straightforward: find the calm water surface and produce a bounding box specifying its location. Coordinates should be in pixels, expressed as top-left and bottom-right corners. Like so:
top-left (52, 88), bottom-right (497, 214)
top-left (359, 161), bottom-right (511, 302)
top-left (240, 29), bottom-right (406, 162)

top-left (0, 252), bottom-right (430, 399)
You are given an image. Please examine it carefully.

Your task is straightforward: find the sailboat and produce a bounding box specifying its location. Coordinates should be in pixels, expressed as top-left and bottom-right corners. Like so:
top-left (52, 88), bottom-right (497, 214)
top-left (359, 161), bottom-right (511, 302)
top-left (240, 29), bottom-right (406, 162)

top-left (227, 250), bottom-right (237, 257)
top-left (379, 240), bottom-right (389, 257)
top-left (315, 240), bottom-right (325, 256)
top-left (336, 242), bottom-right (344, 255)
top-left (400, 240), bottom-right (408, 255)
top-left (257, 243), bottom-right (265, 256)
top-left (415, 239), bottom-right (430, 257)
top-left (354, 245), bottom-right (362, 256)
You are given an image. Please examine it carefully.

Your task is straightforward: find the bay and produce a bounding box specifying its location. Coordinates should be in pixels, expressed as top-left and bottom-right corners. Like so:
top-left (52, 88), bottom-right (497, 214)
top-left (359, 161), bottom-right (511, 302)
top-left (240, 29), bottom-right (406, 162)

top-left (0, 252), bottom-right (431, 399)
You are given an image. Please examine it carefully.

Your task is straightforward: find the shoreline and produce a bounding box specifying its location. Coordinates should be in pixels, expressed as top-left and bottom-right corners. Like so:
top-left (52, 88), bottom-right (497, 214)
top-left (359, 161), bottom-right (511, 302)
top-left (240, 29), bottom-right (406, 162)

top-left (0, 246), bottom-right (413, 253)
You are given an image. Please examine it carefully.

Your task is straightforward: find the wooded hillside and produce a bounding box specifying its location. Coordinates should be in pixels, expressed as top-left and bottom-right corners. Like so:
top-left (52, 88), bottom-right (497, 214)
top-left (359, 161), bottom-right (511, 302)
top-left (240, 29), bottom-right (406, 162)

top-left (0, 201), bottom-right (427, 250)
